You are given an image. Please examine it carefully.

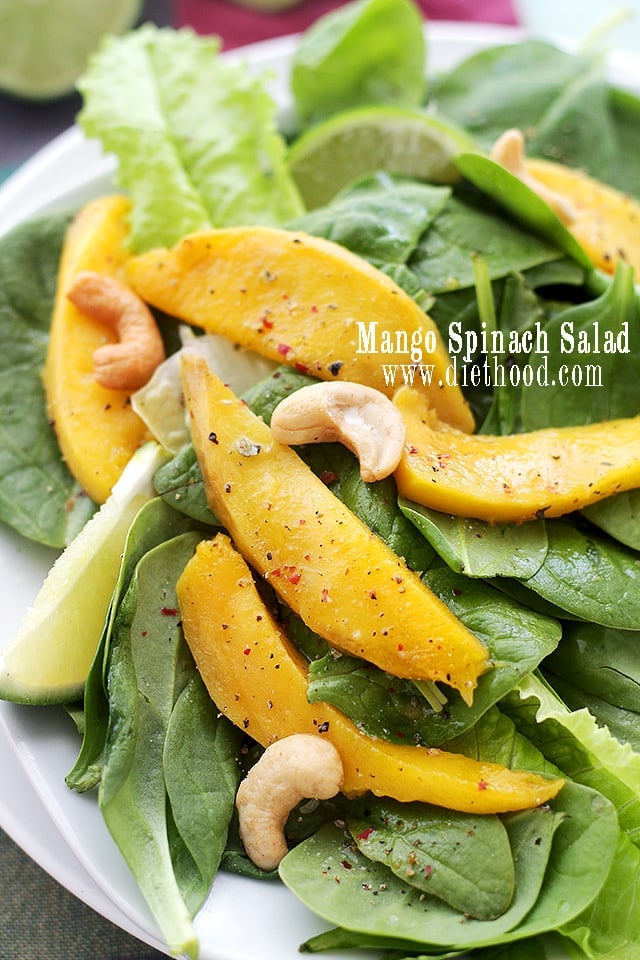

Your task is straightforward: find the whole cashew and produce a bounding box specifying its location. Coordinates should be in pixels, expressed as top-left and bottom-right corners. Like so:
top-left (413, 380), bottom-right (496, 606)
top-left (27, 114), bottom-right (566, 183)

top-left (66, 270), bottom-right (166, 391)
top-left (236, 734), bottom-right (344, 870)
top-left (490, 128), bottom-right (576, 225)
top-left (270, 380), bottom-right (406, 482)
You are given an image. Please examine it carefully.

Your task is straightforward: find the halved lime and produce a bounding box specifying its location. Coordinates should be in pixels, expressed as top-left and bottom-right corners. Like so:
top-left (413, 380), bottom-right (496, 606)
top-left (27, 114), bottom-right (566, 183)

top-left (288, 105), bottom-right (476, 209)
top-left (0, 443), bottom-right (166, 705)
top-left (0, 0), bottom-right (143, 100)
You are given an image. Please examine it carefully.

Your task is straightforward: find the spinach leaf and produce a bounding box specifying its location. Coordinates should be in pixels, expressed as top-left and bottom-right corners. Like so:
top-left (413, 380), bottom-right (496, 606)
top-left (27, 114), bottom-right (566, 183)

top-left (164, 674), bottom-right (243, 912)
top-left (290, 175), bottom-right (451, 270)
top-left (543, 620), bottom-right (640, 713)
top-left (520, 263), bottom-right (640, 429)
top-left (281, 782), bottom-right (611, 951)
top-left (442, 706), bottom-right (560, 779)
top-left (302, 925), bottom-right (466, 956)
top-left (582, 489), bottom-right (640, 550)
top-left (290, 0), bottom-right (426, 125)
top-left (399, 498), bottom-right (548, 579)
top-left (347, 797), bottom-right (515, 920)
top-left (516, 519), bottom-right (640, 629)
top-left (0, 211), bottom-right (96, 548)
top-left (455, 154), bottom-right (590, 269)
top-left (608, 85), bottom-right (640, 199)
top-left (432, 41), bottom-right (615, 178)
top-left (307, 570), bottom-right (560, 746)
top-left (408, 194), bottom-right (564, 296)
top-left (66, 497), bottom-right (204, 792)
top-left (99, 532), bottom-right (203, 959)
top-left (154, 444), bottom-right (219, 526)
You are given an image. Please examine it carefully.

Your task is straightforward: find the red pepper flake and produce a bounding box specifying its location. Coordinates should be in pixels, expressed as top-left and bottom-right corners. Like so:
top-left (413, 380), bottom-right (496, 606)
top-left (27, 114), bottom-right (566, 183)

top-left (320, 470), bottom-right (338, 485)
top-left (477, 780), bottom-right (488, 791)
top-left (141, 630), bottom-right (148, 637)
top-left (243, 648), bottom-right (251, 656)
top-left (409, 446), bottom-right (419, 455)
top-left (304, 553), bottom-right (311, 562)
top-left (368, 590), bottom-right (377, 600)
top-left (424, 864), bottom-right (432, 877)
top-left (288, 571), bottom-right (301, 585)
top-left (259, 313), bottom-right (274, 330)
top-left (340, 859), bottom-right (352, 870)
top-left (311, 305), bottom-right (319, 313)
top-left (161, 607), bottom-right (178, 617)
top-left (294, 362), bottom-right (309, 374)
top-left (277, 343), bottom-right (292, 357)
top-left (397, 643), bottom-right (404, 651)
top-left (357, 828), bottom-right (374, 841)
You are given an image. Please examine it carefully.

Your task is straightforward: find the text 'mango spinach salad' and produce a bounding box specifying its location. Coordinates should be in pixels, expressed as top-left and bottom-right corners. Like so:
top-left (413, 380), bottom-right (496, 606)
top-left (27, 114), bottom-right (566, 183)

top-left (1, 0), bottom-right (640, 957)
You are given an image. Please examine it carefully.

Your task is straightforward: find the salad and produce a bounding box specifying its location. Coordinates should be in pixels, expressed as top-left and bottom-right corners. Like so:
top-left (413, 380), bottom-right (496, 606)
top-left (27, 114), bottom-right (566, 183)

top-left (1, 1), bottom-right (640, 959)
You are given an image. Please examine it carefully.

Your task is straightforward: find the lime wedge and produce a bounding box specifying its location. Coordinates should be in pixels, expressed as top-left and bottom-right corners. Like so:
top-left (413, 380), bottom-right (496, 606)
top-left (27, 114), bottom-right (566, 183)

top-left (0, 0), bottom-right (143, 101)
top-left (288, 105), bottom-right (476, 209)
top-left (0, 443), bottom-right (166, 705)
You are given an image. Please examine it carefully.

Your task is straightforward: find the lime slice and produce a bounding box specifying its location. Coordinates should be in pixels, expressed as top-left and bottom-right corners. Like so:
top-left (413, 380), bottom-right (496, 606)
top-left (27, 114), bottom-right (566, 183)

top-left (288, 105), bottom-right (476, 209)
top-left (0, 442), bottom-right (166, 705)
top-left (0, 0), bottom-right (143, 101)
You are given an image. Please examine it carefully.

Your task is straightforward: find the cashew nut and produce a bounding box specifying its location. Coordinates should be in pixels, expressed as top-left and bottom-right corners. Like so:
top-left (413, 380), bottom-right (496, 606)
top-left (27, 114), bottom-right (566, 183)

top-left (490, 128), bottom-right (576, 225)
top-left (66, 270), bottom-right (166, 391)
top-left (236, 734), bottom-right (344, 870)
top-left (270, 380), bottom-right (406, 482)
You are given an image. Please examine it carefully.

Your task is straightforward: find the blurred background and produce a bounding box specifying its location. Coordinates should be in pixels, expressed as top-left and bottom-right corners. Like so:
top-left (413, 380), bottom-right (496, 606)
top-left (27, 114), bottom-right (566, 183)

top-left (1, 0), bottom-right (518, 181)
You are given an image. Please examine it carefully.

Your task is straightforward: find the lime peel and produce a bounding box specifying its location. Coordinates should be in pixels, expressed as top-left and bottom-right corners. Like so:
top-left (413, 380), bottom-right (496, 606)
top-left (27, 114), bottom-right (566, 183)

top-left (288, 104), bottom-right (476, 209)
top-left (0, 0), bottom-right (143, 101)
top-left (0, 442), bottom-right (167, 705)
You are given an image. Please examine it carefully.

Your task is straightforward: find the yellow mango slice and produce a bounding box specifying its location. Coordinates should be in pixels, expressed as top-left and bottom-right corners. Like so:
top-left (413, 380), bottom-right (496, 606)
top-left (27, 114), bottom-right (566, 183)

top-left (181, 354), bottom-right (488, 703)
top-left (394, 386), bottom-right (640, 523)
top-left (526, 158), bottom-right (640, 276)
top-left (177, 533), bottom-right (564, 813)
top-left (127, 226), bottom-right (474, 432)
top-left (44, 194), bottom-right (149, 503)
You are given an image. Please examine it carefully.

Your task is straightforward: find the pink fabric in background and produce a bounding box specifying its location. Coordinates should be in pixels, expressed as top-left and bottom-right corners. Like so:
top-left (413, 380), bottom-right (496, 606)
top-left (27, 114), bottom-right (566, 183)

top-left (175, 0), bottom-right (517, 49)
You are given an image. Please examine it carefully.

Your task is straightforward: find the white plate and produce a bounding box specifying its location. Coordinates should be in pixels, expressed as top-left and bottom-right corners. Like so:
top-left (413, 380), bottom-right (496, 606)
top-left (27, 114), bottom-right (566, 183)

top-left (2, 21), bottom-right (639, 960)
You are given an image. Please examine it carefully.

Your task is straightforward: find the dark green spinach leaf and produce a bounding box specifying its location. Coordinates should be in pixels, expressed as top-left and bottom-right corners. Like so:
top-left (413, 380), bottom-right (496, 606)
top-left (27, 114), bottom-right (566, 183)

top-left (0, 211), bottom-right (96, 547)
top-left (281, 782), bottom-right (611, 951)
top-left (516, 519), bottom-right (640, 629)
top-left (399, 498), bottom-right (548, 578)
top-left (347, 797), bottom-right (515, 920)
top-left (291, 0), bottom-right (426, 125)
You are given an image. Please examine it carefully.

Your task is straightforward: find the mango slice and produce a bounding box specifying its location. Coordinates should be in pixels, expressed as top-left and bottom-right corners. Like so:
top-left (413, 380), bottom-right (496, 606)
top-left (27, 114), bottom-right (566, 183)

top-left (394, 386), bottom-right (640, 523)
top-left (127, 226), bottom-right (474, 432)
top-left (180, 354), bottom-right (488, 703)
top-left (525, 158), bottom-right (640, 276)
top-left (44, 194), bottom-right (149, 503)
top-left (177, 533), bottom-right (564, 813)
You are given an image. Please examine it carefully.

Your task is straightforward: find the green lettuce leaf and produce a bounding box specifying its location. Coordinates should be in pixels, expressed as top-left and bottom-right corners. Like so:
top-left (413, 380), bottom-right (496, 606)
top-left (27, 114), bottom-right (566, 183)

top-left (505, 673), bottom-right (640, 846)
top-left (78, 25), bottom-right (303, 252)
